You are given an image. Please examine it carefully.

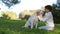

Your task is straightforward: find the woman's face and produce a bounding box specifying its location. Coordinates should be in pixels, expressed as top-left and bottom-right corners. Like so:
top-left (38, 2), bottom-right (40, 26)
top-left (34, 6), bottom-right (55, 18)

top-left (45, 9), bottom-right (49, 12)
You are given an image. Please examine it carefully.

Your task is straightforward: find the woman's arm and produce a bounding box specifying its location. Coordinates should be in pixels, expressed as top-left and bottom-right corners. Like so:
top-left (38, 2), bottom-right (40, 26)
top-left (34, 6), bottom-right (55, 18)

top-left (38, 16), bottom-right (45, 22)
top-left (38, 12), bottom-right (51, 22)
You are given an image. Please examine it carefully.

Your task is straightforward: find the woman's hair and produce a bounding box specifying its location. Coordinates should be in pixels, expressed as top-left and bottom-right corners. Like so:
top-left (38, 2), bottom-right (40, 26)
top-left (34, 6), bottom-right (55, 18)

top-left (45, 5), bottom-right (52, 11)
top-left (42, 5), bottom-right (52, 16)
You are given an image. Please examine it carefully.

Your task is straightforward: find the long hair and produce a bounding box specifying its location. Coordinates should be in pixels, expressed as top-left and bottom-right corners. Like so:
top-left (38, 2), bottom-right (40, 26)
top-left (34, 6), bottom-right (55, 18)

top-left (43, 5), bottom-right (52, 16)
top-left (42, 11), bottom-right (46, 17)
top-left (45, 5), bottom-right (52, 11)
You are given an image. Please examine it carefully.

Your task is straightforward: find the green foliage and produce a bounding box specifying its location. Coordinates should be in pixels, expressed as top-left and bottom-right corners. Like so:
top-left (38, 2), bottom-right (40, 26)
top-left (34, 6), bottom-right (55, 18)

top-left (1, 13), bottom-right (10, 19)
top-left (52, 4), bottom-right (60, 23)
top-left (11, 0), bottom-right (19, 4)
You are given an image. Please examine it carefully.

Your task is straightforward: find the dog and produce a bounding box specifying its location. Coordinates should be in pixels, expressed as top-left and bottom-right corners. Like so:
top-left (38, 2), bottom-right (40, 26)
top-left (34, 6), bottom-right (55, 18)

top-left (23, 10), bottom-right (43, 29)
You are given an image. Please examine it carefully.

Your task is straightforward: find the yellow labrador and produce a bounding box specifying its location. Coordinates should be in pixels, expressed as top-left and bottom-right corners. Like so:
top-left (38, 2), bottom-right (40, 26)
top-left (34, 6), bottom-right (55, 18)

top-left (23, 10), bottom-right (43, 29)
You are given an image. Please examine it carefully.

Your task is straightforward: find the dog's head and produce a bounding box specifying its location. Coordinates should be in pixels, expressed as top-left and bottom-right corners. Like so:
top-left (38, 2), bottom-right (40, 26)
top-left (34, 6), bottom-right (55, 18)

top-left (36, 9), bottom-right (44, 16)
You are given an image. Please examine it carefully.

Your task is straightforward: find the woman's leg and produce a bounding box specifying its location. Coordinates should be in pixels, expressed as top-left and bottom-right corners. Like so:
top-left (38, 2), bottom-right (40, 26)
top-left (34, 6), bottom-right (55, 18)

top-left (38, 26), bottom-right (54, 30)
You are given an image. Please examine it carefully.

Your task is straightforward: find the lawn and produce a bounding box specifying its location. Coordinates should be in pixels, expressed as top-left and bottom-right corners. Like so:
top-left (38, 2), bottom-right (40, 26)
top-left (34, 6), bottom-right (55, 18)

top-left (0, 18), bottom-right (60, 34)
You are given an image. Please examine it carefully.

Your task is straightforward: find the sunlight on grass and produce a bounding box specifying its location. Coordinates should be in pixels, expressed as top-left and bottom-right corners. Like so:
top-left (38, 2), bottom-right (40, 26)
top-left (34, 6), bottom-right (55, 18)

top-left (0, 18), bottom-right (60, 34)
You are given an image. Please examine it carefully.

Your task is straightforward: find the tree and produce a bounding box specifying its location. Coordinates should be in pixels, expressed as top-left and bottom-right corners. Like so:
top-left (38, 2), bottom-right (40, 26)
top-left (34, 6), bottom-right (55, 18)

top-left (52, 4), bottom-right (60, 23)
top-left (2, 0), bottom-right (21, 8)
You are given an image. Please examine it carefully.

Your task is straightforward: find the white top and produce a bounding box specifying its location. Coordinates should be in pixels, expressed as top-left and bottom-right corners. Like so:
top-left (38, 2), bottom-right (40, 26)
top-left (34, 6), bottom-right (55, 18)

top-left (38, 12), bottom-right (54, 27)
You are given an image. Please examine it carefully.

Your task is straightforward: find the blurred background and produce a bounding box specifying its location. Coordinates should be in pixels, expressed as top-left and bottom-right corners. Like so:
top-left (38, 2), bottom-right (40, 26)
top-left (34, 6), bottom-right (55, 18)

top-left (0, 0), bottom-right (60, 23)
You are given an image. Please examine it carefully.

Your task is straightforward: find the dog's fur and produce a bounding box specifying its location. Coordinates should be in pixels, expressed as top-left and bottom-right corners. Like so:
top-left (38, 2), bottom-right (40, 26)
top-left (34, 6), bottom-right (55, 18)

top-left (23, 10), bottom-right (43, 29)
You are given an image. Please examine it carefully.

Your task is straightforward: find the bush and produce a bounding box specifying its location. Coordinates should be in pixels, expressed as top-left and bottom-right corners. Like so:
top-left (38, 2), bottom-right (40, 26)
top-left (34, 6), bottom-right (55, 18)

top-left (1, 11), bottom-right (17, 20)
top-left (52, 4), bottom-right (60, 23)
top-left (24, 15), bottom-right (30, 20)
top-left (2, 13), bottom-right (10, 19)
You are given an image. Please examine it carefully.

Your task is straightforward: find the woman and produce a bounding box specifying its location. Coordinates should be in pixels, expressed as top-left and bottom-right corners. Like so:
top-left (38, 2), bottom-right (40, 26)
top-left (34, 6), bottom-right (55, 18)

top-left (38, 5), bottom-right (54, 31)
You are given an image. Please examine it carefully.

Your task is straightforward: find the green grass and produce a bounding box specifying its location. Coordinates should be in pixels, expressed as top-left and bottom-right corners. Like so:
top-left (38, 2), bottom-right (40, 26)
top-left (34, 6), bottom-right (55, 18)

top-left (0, 18), bottom-right (60, 34)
